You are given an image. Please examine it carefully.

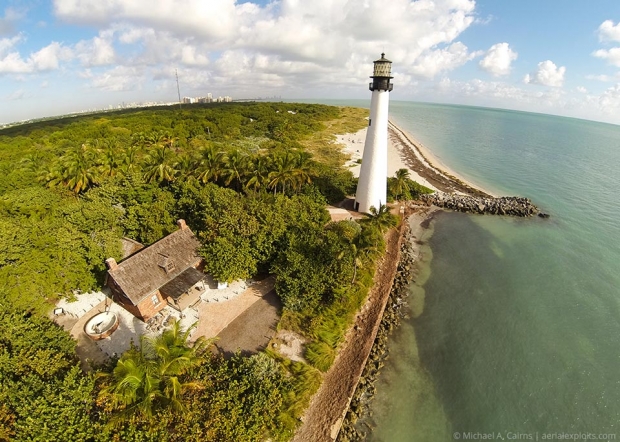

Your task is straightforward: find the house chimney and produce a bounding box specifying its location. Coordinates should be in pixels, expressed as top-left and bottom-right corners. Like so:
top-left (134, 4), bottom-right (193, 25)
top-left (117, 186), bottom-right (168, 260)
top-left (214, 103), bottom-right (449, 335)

top-left (105, 258), bottom-right (118, 270)
top-left (177, 219), bottom-right (188, 230)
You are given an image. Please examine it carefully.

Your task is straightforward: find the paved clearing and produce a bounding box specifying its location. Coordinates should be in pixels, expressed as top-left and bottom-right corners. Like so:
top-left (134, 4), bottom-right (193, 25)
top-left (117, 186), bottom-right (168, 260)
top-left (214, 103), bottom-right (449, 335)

top-left (214, 289), bottom-right (281, 358)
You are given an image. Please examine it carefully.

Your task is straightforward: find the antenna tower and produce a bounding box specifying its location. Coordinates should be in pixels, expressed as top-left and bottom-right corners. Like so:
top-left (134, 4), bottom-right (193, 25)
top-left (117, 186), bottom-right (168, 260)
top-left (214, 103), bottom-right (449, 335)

top-left (175, 69), bottom-right (182, 109)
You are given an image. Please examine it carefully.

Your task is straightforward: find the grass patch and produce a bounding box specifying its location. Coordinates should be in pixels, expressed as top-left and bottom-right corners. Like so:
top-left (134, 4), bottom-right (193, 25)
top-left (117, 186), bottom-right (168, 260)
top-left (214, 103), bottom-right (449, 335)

top-left (299, 106), bottom-right (367, 168)
top-left (305, 341), bottom-right (336, 372)
top-left (265, 350), bottom-right (323, 440)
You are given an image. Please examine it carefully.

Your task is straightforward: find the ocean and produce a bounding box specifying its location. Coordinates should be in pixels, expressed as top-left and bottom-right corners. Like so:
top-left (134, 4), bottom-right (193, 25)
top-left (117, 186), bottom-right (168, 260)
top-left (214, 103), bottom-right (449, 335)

top-left (365, 102), bottom-right (620, 441)
top-left (288, 99), bottom-right (620, 440)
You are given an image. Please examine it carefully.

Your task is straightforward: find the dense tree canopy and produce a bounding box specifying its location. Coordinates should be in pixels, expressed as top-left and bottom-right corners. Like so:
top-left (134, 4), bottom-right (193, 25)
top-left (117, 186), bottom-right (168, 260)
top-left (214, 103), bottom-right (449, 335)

top-left (0, 102), bottom-right (427, 439)
top-left (0, 308), bottom-right (96, 441)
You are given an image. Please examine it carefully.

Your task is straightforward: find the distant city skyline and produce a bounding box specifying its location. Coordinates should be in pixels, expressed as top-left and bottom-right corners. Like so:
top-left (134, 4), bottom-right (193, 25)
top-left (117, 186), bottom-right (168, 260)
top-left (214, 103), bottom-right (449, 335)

top-left (2, 0), bottom-right (620, 125)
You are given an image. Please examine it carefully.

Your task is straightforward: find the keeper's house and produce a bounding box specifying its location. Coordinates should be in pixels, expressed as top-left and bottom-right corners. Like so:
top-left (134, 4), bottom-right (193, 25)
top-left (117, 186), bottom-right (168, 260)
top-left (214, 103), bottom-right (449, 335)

top-left (105, 219), bottom-right (207, 321)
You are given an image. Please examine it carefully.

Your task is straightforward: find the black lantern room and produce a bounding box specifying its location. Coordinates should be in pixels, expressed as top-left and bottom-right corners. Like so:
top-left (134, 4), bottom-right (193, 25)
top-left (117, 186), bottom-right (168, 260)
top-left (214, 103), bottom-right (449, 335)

top-left (369, 53), bottom-right (393, 92)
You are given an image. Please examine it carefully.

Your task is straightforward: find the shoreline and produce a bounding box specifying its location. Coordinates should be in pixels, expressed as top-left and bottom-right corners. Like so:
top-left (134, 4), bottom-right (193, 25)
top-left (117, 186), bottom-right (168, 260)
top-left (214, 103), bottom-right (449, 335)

top-left (339, 209), bottom-right (439, 441)
top-left (292, 121), bottom-right (493, 442)
top-left (387, 121), bottom-right (495, 198)
top-left (337, 120), bottom-right (495, 198)
top-left (291, 207), bottom-right (440, 442)
top-left (291, 210), bottom-right (408, 442)
top-left (291, 118), bottom-right (535, 441)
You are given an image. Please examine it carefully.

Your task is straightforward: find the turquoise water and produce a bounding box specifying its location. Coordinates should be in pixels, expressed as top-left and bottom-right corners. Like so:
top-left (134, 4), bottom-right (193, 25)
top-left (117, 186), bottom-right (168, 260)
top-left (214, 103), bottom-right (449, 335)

top-left (363, 102), bottom-right (620, 441)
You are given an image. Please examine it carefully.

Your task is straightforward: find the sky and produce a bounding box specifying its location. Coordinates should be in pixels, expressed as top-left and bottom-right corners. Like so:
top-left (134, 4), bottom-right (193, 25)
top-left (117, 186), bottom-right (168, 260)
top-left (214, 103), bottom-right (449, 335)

top-left (2, 0), bottom-right (620, 125)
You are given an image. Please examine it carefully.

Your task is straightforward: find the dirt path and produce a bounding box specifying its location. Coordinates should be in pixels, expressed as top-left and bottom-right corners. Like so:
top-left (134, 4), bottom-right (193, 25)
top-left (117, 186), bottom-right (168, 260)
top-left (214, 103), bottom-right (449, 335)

top-left (291, 221), bottom-right (405, 442)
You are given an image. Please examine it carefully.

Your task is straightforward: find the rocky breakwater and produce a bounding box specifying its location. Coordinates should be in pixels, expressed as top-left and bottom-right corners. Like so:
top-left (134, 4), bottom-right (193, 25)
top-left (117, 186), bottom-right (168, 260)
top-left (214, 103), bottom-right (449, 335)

top-left (421, 192), bottom-right (549, 218)
top-left (337, 228), bottom-right (417, 442)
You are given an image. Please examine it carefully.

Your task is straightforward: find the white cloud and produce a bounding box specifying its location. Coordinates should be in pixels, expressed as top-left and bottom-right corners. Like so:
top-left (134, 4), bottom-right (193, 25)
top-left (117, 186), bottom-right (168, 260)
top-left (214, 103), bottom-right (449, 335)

top-left (479, 42), bottom-right (517, 77)
top-left (415, 76), bottom-right (620, 124)
top-left (0, 34), bottom-right (23, 56)
top-left (523, 60), bottom-right (565, 87)
top-left (54, 0), bottom-right (244, 40)
top-left (592, 47), bottom-right (620, 67)
top-left (596, 83), bottom-right (620, 115)
top-left (410, 42), bottom-right (482, 78)
top-left (430, 77), bottom-right (568, 110)
top-left (31, 42), bottom-right (70, 70)
top-left (78, 68), bottom-right (93, 79)
top-left (0, 52), bottom-right (31, 73)
top-left (75, 32), bottom-right (116, 66)
top-left (598, 20), bottom-right (620, 43)
top-left (52, 0), bottom-right (478, 84)
top-left (0, 7), bottom-right (25, 36)
top-left (90, 65), bottom-right (145, 91)
top-left (0, 36), bottom-right (71, 74)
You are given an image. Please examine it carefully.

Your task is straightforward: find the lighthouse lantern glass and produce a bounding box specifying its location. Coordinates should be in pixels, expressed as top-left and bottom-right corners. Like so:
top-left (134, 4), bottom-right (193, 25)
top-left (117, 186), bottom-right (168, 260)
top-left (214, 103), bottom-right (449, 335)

top-left (373, 61), bottom-right (391, 77)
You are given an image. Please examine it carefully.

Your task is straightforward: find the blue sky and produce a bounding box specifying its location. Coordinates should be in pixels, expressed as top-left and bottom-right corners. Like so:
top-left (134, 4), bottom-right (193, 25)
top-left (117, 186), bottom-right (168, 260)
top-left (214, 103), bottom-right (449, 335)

top-left (2, 0), bottom-right (620, 125)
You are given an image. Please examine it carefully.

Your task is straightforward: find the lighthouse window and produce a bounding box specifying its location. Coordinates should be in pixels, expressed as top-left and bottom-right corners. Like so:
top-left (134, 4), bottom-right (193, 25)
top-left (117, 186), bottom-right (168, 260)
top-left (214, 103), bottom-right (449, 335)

top-left (369, 119), bottom-right (372, 126)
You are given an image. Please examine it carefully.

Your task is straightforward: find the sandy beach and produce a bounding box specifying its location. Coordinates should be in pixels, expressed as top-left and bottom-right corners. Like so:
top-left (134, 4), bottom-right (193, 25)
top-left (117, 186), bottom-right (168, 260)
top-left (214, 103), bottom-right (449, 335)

top-left (337, 120), bottom-right (495, 198)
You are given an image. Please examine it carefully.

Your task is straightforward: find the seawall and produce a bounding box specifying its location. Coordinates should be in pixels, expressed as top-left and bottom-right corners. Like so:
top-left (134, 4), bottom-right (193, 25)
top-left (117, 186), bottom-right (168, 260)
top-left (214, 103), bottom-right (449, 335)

top-left (291, 211), bottom-right (408, 442)
top-left (337, 222), bottom-right (420, 441)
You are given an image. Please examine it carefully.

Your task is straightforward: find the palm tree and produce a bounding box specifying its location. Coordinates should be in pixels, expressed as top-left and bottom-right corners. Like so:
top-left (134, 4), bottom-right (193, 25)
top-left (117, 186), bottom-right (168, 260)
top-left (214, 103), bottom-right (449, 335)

top-left (245, 154), bottom-right (272, 192)
top-left (101, 348), bottom-right (162, 419)
top-left (38, 163), bottom-right (63, 187)
top-left (62, 144), bottom-right (98, 193)
top-left (99, 321), bottom-right (211, 420)
top-left (19, 151), bottom-right (45, 174)
top-left (145, 131), bottom-right (165, 148)
top-left (119, 145), bottom-right (140, 176)
top-left (98, 145), bottom-right (122, 178)
top-left (362, 204), bottom-right (398, 233)
top-left (335, 224), bottom-right (380, 284)
top-left (159, 131), bottom-right (179, 153)
top-left (221, 149), bottom-right (248, 191)
top-left (352, 227), bottom-right (382, 282)
top-left (175, 153), bottom-right (200, 181)
top-left (148, 321), bottom-right (209, 412)
top-left (391, 168), bottom-right (411, 200)
top-left (290, 151), bottom-right (315, 191)
top-left (268, 151), bottom-right (296, 194)
top-left (197, 145), bottom-right (224, 184)
top-left (143, 146), bottom-right (178, 184)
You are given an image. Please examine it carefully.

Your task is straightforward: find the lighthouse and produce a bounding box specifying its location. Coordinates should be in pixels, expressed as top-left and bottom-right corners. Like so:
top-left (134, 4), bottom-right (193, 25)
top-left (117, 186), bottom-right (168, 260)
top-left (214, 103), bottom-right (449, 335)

top-left (355, 53), bottom-right (393, 213)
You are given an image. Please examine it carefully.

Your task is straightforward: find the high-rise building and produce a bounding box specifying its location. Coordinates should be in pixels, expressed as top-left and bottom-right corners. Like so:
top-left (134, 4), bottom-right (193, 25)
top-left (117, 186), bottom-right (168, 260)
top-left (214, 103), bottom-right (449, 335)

top-left (354, 53), bottom-right (394, 213)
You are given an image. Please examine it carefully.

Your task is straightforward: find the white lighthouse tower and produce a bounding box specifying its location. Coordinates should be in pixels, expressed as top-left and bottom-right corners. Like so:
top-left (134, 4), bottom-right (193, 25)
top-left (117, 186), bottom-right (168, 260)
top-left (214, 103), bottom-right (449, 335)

top-left (355, 53), bottom-right (393, 213)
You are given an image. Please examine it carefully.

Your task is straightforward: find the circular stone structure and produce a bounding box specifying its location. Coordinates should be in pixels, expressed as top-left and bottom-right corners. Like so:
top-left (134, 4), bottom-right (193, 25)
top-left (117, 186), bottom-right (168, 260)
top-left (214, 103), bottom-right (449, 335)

top-left (84, 311), bottom-right (119, 340)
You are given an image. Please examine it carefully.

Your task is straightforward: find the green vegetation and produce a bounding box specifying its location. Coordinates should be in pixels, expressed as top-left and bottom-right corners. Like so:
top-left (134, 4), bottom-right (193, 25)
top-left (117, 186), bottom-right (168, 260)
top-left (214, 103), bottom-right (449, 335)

top-left (0, 307), bottom-right (96, 441)
top-left (99, 320), bottom-right (212, 420)
top-left (0, 102), bottom-right (419, 440)
top-left (387, 167), bottom-right (433, 202)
